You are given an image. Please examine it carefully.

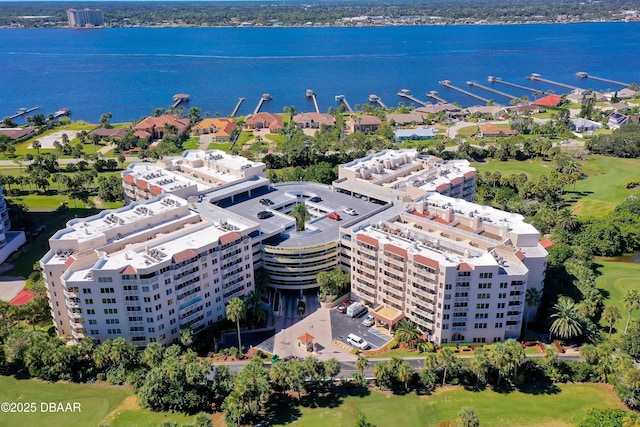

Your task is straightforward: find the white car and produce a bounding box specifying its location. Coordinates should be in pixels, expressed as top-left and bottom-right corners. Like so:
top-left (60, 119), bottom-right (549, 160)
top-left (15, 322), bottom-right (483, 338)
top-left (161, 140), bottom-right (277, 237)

top-left (343, 207), bottom-right (357, 216)
top-left (347, 333), bottom-right (370, 350)
top-left (362, 315), bottom-right (375, 327)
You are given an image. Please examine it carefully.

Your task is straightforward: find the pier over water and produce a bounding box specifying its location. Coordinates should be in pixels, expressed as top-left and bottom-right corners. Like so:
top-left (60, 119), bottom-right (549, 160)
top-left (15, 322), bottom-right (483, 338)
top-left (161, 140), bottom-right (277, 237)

top-left (440, 80), bottom-right (496, 105)
top-left (576, 72), bottom-right (629, 88)
top-left (467, 81), bottom-right (516, 100)
top-left (527, 73), bottom-right (581, 91)
top-left (397, 89), bottom-right (426, 107)
top-left (487, 76), bottom-right (536, 93)
top-left (306, 89), bottom-right (320, 113)
top-left (334, 95), bottom-right (353, 113)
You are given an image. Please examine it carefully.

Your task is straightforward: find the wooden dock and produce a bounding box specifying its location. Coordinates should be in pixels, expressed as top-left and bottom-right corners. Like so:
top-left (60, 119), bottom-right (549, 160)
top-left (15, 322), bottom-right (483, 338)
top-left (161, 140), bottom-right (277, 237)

top-left (9, 106), bottom-right (40, 120)
top-left (527, 73), bottom-right (581, 91)
top-left (440, 80), bottom-right (497, 105)
top-left (426, 91), bottom-right (447, 104)
top-left (254, 93), bottom-right (272, 115)
top-left (368, 94), bottom-right (386, 108)
top-left (396, 89), bottom-right (426, 107)
top-left (230, 97), bottom-right (245, 117)
top-left (576, 72), bottom-right (629, 88)
top-left (487, 76), bottom-right (536, 93)
top-left (334, 95), bottom-right (353, 113)
top-left (307, 89), bottom-right (320, 113)
top-left (172, 93), bottom-right (190, 108)
top-left (467, 81), bottom-right (516, 100)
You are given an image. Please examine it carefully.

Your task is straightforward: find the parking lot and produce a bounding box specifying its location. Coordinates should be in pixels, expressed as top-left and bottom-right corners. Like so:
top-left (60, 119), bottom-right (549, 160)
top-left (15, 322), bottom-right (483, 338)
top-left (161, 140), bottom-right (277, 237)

top-left (329, 306), bottom-right (391, 351)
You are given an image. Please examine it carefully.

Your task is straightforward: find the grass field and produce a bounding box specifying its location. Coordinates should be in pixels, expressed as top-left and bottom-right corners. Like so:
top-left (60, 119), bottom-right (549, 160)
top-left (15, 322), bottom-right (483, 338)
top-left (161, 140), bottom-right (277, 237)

top-left (473, 155), bottom-right (640, 217)
top-left (472, 158), bottom-right (554, 181)
top-left (267, 383), bottom-right (625, 427)
top-left (0, 376), bottom-right (200, 427)
top-left (570, 155), bottom-right (640, 218)
top-left (595, 257), bottom-right (640, 336)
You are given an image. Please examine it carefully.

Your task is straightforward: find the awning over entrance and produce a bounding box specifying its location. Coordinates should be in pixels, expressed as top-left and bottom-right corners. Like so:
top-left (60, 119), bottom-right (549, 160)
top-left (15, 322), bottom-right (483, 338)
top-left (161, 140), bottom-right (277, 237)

top-left (370, 306), bottom-right (405, 333)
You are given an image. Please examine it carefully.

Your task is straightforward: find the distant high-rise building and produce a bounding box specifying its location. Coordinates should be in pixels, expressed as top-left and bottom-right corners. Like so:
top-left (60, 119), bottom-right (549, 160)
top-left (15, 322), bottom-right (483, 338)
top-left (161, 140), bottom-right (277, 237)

top-left (67, 8), bottom-right (104, 27)
top-left (0, 183), bottom-right (26, 264)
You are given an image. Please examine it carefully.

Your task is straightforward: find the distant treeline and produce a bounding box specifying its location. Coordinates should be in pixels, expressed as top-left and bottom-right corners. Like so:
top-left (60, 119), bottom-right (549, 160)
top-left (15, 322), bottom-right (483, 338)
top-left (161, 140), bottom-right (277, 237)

top-left (0, 0), bottom-right (638, 28)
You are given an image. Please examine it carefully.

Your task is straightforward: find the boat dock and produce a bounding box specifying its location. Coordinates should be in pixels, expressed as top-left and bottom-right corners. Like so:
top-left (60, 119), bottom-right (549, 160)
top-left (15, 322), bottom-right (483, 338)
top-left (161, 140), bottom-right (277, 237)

top-left (487, 76), bottom-right (536, 93)
top-left (467, 81), bottom-right (516, 100)
top-left (172, 94), bottom-right (190, 108)
top-left (254, 93), bottom-right (272, 115)
top-left (440, 80), bottom-right (497, 105)
top-left (306, 89), bottom-right (320, 113)
top-left (334, 95), bottom-right (353, 113)
top-left (397, 89), bottom-right (426, 107)
top-left (53, 108), bottom-right (71, 118)
top-left (426, 90), bottom-right (447, 103)
top-left (527, 73), bottom-right (581, 91)
top-left (576, 72), bottom-right (629, 88)
top-left (368, 94), bottom-right (386, 108)
top-left (9, 106), bottom-right (40, 120)
top-left (230, 97), bottom-right (245, 117)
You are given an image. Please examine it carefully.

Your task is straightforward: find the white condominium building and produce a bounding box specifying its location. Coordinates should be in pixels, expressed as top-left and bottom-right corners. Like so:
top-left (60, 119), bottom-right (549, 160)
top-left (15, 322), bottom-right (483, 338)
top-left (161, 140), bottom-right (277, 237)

top-left (122, 149), bottom-right (266, 202)
top-left (40, 194), bottom-right (255, 346)
top-left (347, 193), bottom-right (547, 344)
top-left (67, 8), bottom-right (104, 27)
top-left (334, 149), bottom-right (476, 203)
top-left (0, 184), bottom-right (26, 264)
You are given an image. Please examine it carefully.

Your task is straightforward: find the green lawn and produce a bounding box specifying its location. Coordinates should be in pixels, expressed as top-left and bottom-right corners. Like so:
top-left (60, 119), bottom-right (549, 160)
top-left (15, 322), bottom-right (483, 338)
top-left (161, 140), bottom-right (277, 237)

top-left (472, 158), bottom-right (554, 181)
top-left (570, 155), bottom-right (640, 217)
top-left (0, 376), bottom-right (199, 427)
top-left (268, 384), bottom-right (625, 427)
top-left (595, 257), bottom-right (640, 336)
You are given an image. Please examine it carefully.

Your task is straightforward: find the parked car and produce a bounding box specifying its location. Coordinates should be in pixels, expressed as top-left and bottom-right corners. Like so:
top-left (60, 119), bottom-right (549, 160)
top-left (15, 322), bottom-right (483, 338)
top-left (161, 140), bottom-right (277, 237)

top-left (260, 198), bottom-right (274, 206)
top-left (346, 302), bottom-right (367, 318)
top-left (327, 212), bottom-right (341, 220)
top-left (362, 314), bottom-right (375, 327)
top-left (336, 300), bottom-right (352, 313)
top-left (257, 210), bottom-right (273, 219)
top-left (309, 196), bottom-right (322, 202)
top-left (347, 333), bottom-right (370, 350)
top-left (343, 207), bottom-right (357, 216)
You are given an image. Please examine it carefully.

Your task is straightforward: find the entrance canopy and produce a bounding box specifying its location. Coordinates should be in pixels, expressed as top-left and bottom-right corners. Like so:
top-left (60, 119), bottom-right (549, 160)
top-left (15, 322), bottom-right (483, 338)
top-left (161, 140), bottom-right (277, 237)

top-left (370, 306), bottom-right (405, 333)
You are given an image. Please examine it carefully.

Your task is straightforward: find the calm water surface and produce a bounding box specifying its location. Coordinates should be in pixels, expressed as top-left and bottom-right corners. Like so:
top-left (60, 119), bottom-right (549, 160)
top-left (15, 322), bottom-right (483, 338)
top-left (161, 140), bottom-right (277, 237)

top-left (1, 23), bottom-right (639, 122)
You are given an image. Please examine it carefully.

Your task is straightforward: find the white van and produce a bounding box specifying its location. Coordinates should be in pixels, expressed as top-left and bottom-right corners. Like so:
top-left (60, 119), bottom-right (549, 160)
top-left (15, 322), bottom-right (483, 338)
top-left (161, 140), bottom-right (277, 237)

top-left (346, 302), bottom-right (367, 318)
top-left (347, 333), bottom-right (370, 350)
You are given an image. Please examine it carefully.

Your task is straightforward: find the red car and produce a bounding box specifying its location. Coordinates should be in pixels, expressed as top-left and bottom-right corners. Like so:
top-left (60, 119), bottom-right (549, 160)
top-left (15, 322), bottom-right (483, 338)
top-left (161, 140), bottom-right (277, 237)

top-left (328, 212), bottom-right (341, 220)
top-left (337, 300), bottom-right (352, 313)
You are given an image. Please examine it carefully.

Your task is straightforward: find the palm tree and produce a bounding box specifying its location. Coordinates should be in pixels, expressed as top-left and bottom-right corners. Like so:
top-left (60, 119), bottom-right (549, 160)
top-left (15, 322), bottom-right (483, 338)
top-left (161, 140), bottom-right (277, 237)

top-left (602, 305), bottom-right (622, 337)
top-left (490, 341), bottom-right (511, 387)
top-left (457, 407), bottom-right (480, 427)
top-left (394, 319), bottom-right (421, 349)
top-left (436, 346), bottom-right (457, 386)
top-left (623, 290), bottom-right (640, 334)
top-left (356, 354), bottom-right (369, 377)
top-left (31, 140), bottom-right (41, 154)
top-left (523, 288), bottom-right (541, 334)
top-left (290, 202), bottom-right (309, 232)
top-left (549, 296), bottom-right (583, 341)
top-left (226, 297), bottom-right (246, 351)
top-left (467, 347), bottom-right (490, 388)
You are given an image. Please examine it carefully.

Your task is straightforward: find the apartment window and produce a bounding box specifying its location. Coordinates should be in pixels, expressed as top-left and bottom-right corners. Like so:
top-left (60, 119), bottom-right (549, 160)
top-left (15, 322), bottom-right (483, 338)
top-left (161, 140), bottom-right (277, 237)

top-left (84, 299), bottom-right (93, 305)
top-left (496, 312), bottom-right (504, 319)
top-left (445, 284), bottom-right (452, 290)
top-left (107, 328), bottom-right (121, 334)
top-left (475, 313), bottom-right (488, 319)
top-left (90, 329), bottom-right (99, 334)
top-left (102, 298), bottom-right (116, 304)
top-left (477, 293), bottom-right (490, 300)
top-left (443, 304), bottom-right (451, 310)
top-left (156, 314), bottom-right (163, 321)
top-left (145, 308), bottom-right (152, 313)
top-left (104, 308), bottom-right (118, 314)
top-left (146, 317), bottom-right (153, 324)
top-left (472, 337), bottom-right (487, 343)
top-left (166, 289), bottom-right (173, 295)
top-left (144, 297), bottom-right (151, 303)
top-left (164, 279), bottom-right (171, 285)
top-left (443, 314), bottom-right (450, 320)
top-left (497, 303), bottom-right (506, 309)
top-left (479, 273), bottom-right (493, 279)
top-left (498, 293), bottom-right (507, 299)
top-left (100, 287), bottom-right (115, 294)
top-left (476, 303), bottom-right (489, 309)
top-left (82, 288), bottom-right (92, 294)
top-left (88, 319), bottom-right (97, 325)
top-left (86, 309), bottom-right (95, 315)
top-left (106, 319), bottom-right (120, 325)
top-left (500, 282), bottom-right (508, 288)
top-left (98, 277), bottom-right (113, 283)
top-left (442, 324), bottom-right (449, 330)
top-left (148, 327), bottom-right (155, 333)
top-left (478, 283), bottom-right (491, 289)
top-left (474, 323), bottom-right (487, 329)
top-left (495, 322), bottom-right (503, 328)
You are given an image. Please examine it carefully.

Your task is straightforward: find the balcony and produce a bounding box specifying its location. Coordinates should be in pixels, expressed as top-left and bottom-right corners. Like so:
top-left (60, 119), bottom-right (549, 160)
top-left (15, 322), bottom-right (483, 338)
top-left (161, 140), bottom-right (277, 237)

top-left (452, 326), bottom-right (467, 332)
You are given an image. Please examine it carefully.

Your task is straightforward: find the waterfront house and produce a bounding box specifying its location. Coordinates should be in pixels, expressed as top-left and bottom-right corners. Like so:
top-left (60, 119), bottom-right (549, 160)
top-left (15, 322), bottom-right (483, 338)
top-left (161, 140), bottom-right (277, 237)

top-left (466, 105), bottom-right (505, 119)
top-left (133, 115), bottom-right (190, 141)
top-left (608, 112), bottom-right (640, 130)
top-left (533, 94), bottom-right (563, 107)
top-left (0, 128), bottom-right (36, 141)
top-left (89, 127), bottom-right (129, 141)
top-left (192, 118), bottom-right (235, 141)
top-left (386, 113), bottom-right (424, 126)
top-left (292, 112), bottom-right (335, 129)
top-left (416, 103), bottom-right (464, 120)
top-left (244, 112), bottom-right (284, 133)
top-left (348, 115), bottom-right (381, 133)
top-left (506, 104), bottom-right (545, 116)
top-left (394, 126), bottom-right (435, 142)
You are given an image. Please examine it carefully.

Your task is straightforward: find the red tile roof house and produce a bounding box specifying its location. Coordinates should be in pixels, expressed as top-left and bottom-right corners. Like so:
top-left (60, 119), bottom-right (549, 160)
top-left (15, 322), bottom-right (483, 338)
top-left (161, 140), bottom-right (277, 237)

top-left (533, 94), bottom-right (563, 107)
top-left (133, 115), bottom-right (190, 141)
top-left (244, 112), bottom-right (284, 134)
top-left (349, 115), bottom-right (381, 133)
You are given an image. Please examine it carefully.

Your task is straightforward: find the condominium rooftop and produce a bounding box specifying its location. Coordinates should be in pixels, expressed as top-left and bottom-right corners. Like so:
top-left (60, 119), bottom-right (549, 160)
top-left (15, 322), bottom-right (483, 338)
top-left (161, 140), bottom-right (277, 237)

top-left (335, 149), bottom-right (476, 201)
